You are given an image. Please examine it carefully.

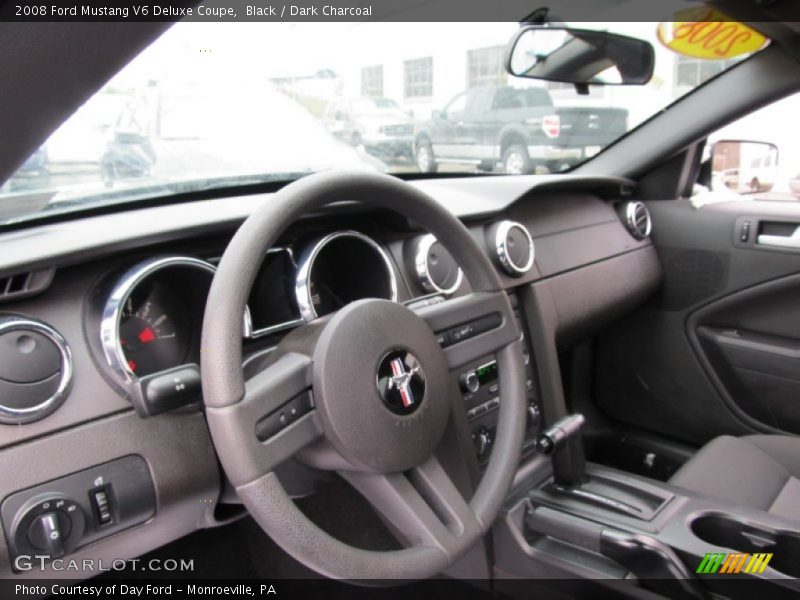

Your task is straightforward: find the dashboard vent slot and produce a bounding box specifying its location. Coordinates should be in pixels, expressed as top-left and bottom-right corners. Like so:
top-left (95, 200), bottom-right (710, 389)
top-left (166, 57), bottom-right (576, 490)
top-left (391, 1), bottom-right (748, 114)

top-left (3, 273), bottom-right (29, 294)
top-left (0, 268), bottom-right (55, 303)
top-left (621, 201), bottom-right (652, 240)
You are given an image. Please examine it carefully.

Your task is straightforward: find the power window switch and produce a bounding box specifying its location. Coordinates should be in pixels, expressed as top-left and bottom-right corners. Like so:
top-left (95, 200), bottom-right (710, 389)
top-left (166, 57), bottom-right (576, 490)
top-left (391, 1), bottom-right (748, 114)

top-left (91, 487), bottom-right (113, 525)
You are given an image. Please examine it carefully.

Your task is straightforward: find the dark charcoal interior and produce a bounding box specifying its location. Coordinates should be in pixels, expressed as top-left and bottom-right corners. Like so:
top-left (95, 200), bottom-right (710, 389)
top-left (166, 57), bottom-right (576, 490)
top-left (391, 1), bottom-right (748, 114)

top-left (3, 10), bottom-right (800, 600)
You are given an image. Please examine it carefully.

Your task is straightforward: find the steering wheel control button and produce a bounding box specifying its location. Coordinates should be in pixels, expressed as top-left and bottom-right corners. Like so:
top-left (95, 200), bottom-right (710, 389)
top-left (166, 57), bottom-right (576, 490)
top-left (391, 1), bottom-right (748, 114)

top-left (255, 391), bottom-right (313, 441)
top-left (451, 322), bottom-right (477, 343)
top-left (437, 313), bottom-right (502, 348)
top-left (140, 364), bottom-right (201, 416)
top-left (376, 350), bottom-right (426, 416)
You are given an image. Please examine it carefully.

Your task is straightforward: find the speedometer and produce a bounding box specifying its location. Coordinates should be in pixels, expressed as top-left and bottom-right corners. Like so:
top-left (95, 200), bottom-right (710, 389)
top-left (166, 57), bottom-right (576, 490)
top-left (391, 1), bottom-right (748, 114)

top-left (295, 231), bottom-right (398, 321)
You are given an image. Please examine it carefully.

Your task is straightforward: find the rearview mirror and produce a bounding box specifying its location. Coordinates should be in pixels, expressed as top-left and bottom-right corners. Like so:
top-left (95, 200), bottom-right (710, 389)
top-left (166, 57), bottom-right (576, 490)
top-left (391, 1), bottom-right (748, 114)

top-left (711, 140), bottom-right (778, 194)
top-left (506, 26), bottom-right (655, 86)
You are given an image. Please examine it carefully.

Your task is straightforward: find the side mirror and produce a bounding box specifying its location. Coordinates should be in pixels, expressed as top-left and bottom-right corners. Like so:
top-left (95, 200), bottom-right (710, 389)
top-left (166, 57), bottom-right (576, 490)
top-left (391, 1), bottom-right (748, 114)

top-left (431, 109), bottom-right (444, 120)
top-left (506, 26), bottom-right (655, 85)
top-left (711, 140), bottom-right (778, 194)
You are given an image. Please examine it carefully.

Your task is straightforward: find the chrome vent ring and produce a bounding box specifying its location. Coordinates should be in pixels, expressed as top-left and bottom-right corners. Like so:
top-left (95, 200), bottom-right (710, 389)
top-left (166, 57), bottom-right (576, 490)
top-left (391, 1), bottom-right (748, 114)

top-left (413, 233), bottom-right (463, 295)
top-left (0, 316), bottom-right (72, 423)
top-left (623, 201), bottom-right (652, 240)
top-left (491, 220), bottom-right (535, 277)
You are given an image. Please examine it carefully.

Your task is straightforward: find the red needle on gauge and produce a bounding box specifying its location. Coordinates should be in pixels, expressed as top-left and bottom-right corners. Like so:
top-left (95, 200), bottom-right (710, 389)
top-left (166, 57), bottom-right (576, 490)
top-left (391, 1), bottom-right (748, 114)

top-left (138, 327), bottom-right (156, 343)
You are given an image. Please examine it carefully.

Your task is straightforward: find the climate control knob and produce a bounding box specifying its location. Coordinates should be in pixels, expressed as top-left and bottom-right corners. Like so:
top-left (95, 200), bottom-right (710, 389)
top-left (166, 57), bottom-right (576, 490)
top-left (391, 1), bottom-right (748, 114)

top-left (459, 370), bottom-right (479, 394)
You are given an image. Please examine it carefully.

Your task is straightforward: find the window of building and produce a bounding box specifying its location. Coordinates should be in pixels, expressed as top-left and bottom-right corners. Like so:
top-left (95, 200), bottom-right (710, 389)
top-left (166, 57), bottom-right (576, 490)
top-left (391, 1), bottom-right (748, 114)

top-left (404, 57), bottom-right (433, 98)
top-left (361, 65), bottom-right (383, 98)
top-left (676, 56), bottom-right (738, 88)
top-left (466, 46), bottom-right (506, 89)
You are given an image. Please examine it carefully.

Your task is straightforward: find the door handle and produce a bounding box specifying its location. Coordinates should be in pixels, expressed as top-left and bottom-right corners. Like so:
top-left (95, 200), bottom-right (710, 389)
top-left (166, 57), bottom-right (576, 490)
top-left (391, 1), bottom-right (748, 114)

top-left (757, 226), bottom-right (800, 248)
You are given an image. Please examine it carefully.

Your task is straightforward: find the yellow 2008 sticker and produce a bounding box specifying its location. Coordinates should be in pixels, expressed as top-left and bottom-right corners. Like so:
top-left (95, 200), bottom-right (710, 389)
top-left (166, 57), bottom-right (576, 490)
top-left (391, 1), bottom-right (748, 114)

top-left (657, 8), bottom-right (769, 60)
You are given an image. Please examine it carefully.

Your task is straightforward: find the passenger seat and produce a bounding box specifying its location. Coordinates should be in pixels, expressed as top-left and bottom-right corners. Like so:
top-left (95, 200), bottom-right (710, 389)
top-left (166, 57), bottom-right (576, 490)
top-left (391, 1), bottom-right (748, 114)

top-left (669, 435), bottom-right (800, 520)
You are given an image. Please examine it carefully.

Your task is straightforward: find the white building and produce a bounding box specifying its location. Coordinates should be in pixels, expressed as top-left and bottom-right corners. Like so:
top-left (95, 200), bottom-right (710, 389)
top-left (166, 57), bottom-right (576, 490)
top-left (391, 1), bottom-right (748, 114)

top-left (319, 22), bottom-right (732, 129)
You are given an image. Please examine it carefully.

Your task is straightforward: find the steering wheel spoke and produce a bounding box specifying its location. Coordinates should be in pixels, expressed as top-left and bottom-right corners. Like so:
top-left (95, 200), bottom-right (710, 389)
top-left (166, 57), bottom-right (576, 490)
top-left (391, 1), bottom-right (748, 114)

top-left (414, 291), bottom-right (519, 370)
top-left (205, 353), bottom-right (323, 486)
top-left (342, 455), bottom-right (483, 561)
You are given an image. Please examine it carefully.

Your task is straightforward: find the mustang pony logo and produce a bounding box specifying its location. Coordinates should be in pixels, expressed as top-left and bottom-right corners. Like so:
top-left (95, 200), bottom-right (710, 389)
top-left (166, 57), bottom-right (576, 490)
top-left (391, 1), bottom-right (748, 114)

top-left (387, 358), bottom-right (420, 408)
top-left (377, 350), bottom-right (426, 415)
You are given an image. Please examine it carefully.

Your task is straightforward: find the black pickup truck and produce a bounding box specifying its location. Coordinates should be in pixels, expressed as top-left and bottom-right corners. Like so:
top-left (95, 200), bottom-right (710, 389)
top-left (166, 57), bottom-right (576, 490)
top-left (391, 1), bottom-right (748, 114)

top-left (413, 85), bottom-right (627, 174)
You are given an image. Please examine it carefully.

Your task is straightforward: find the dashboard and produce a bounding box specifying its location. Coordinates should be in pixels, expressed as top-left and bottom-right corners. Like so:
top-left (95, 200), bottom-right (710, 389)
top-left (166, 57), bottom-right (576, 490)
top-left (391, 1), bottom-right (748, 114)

top-left (0, 174), bottom-right (661, 577)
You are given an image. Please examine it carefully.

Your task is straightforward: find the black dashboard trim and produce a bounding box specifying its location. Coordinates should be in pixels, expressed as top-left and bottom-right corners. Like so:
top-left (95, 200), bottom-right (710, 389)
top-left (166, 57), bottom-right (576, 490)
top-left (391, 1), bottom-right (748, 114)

top-left (0, 175), bottom-right (633, 278)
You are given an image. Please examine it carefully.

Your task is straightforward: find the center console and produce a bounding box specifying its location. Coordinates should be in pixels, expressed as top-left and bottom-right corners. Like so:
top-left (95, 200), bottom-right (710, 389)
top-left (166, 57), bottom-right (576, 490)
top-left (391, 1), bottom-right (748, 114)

top-left (492, 411), bottom-right (800, 600)
top-left (455, 294), bottom-right (541, 467)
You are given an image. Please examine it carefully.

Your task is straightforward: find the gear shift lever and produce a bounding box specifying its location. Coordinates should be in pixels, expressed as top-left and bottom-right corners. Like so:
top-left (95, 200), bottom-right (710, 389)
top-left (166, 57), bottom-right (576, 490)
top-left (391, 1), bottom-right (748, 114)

top-left (534, 413), bottom-right (663, 519)
top-left (535, 413), bottom-right (587, 488)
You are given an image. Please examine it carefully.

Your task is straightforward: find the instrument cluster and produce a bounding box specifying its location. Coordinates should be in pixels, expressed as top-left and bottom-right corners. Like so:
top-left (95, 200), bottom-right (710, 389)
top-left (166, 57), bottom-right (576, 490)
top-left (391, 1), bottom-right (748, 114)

top-left (97, 230), bottom-right (401, 389)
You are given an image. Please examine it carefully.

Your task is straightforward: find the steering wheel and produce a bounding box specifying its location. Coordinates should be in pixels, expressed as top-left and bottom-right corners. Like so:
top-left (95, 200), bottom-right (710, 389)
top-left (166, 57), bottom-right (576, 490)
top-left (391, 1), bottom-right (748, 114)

top-left (201, 171), bottom-right (527, 580)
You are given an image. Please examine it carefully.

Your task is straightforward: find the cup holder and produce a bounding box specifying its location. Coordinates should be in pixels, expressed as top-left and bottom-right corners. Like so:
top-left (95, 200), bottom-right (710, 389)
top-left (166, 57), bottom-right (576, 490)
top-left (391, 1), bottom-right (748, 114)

top-left (691, 513), bottom-right (800, 577)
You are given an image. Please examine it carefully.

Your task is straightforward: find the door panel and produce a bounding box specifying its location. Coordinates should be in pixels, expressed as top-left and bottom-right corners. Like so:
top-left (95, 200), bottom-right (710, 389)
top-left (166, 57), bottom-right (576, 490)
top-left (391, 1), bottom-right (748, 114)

top-left (691, 275), bottom-right (800, 433)
top-left (595, 198), bottom-right (800, 446)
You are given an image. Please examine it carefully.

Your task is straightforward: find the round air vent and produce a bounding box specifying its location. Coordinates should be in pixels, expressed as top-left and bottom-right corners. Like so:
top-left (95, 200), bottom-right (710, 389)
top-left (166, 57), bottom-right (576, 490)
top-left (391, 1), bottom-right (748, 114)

top-left (488, 220), bottom-right (535, 277)
top-left (622, 201), bottom-right (653, 240)
top-left (0, 316), bottom-right (72, 423)
top-left (412, 234), bottom-right (463, 295)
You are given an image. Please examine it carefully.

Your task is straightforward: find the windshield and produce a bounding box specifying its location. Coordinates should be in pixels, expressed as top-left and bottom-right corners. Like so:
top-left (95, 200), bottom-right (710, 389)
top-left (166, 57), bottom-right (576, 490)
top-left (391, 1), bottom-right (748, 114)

top-left (0, 22), bottom-right (761, 224)
top-left (351, 98), bottom-right (402, 115)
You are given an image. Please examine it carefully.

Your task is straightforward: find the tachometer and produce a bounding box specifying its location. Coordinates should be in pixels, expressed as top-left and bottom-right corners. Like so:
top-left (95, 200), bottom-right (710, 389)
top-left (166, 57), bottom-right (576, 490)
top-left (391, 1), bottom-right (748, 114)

top-left (99, 256), bottom-right (256, 386)
top-left (119, 291), bottom-right (185, 377)
top-left (100, 256), bottom-right (215, 382)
